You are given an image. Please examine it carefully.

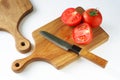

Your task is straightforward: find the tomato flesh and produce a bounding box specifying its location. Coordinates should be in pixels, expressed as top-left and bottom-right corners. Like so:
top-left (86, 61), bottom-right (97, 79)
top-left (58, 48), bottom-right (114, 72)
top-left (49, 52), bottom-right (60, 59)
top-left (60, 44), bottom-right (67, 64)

top-left (73, 23), bottom-right (93, 44)
top-left (61, 8), bottom-right (82, 26)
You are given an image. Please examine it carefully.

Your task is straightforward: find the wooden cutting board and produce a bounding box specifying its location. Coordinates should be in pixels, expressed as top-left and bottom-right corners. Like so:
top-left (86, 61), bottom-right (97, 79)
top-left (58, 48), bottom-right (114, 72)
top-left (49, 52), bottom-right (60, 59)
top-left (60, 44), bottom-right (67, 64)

top-left (12, 7), bottom-right (109, 73)
top-left (0, 0), bottom-right (33, 53)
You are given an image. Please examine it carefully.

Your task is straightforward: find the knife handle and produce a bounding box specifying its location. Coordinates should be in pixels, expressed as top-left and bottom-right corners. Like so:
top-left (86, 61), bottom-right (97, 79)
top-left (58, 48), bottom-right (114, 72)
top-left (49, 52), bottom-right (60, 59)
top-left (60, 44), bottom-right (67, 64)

top-left (79, 49), bottom-right (108, 68)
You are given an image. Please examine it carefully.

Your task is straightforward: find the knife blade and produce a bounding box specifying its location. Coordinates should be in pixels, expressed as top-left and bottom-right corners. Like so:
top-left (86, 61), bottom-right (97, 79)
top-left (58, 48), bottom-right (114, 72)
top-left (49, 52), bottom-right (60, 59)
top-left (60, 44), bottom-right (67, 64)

top-left (40, 31), bottom-right (107, 68)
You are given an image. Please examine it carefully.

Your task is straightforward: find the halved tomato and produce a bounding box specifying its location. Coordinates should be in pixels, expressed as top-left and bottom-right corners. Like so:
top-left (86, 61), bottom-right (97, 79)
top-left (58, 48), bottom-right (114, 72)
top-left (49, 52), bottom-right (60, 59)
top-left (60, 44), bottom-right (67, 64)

top-left (61, 8), bottom-right (82, 26)
top-left (72, 23), bottom-right (93, 44)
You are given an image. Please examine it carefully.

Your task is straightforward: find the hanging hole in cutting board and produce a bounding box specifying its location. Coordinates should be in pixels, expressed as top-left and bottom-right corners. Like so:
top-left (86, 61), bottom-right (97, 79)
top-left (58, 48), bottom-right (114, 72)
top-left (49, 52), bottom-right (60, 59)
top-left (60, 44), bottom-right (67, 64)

top-left (21, 42), bottom-right (26, 46)
top-left (15, 63), bottom-right (20, 67)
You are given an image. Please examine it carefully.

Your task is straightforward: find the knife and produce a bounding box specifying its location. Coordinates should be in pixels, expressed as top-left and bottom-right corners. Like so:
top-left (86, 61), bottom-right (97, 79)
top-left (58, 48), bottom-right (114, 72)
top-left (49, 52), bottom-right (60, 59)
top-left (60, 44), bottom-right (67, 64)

top-left (40, 31), bottom-right (107, 68)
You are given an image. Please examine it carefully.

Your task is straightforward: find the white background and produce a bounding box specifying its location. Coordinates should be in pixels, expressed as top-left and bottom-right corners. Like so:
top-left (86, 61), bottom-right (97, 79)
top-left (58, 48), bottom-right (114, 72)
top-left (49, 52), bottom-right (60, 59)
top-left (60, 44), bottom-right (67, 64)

top-left (0, 0), bottom-right (120, 80)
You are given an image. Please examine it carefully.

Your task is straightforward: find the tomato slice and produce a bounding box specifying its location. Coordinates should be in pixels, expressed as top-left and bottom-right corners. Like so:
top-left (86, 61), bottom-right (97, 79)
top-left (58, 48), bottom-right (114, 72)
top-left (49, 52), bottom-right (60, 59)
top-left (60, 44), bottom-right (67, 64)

top-left (72, 23), bottom-right (93, 44)
top-left (61, 8), bottom-right (82, 26)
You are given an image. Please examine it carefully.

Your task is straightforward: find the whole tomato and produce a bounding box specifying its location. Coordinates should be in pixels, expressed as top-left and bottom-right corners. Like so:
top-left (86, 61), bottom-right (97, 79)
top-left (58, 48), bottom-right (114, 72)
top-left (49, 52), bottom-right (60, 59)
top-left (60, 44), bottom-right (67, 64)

top-left (61, 8), bottom-right (82, 26)
top-left (83, 8), bottom-right (102, 28)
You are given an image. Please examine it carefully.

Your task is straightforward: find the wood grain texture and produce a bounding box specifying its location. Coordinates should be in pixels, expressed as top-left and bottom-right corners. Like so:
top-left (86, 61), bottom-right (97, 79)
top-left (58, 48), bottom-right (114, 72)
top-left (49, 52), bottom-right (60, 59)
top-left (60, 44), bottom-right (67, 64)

top-left (0, 0), bottom-right (33, 53)
top-left (12, 7), bottom-right (109, 73)
top-left (79, 49), bottom-right (107, 68)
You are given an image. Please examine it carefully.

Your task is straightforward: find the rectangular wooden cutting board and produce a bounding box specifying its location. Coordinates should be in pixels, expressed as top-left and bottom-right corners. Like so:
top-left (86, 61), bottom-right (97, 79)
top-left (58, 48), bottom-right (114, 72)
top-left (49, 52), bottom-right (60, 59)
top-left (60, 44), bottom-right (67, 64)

top-left (12, 7), bottom-right (109, 73)
top-left (33, 19), bottom-right (109, 68)
top-left (32, 7), bottom-right (109, 69)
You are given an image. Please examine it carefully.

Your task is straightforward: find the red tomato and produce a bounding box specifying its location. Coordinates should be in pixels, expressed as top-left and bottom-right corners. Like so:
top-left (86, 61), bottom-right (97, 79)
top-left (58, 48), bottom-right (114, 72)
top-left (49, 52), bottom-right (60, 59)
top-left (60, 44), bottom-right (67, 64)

top-left (61, 8), bottom-right (82, 26)
top-left (83, 8), bottom-right (102, 28)
top-left (72, 23), bottom-right (93, 44)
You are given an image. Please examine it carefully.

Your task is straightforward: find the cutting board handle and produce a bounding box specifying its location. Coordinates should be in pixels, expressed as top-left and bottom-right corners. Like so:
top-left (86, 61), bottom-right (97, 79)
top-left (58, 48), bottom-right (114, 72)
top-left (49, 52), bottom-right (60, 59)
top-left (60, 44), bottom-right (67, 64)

top-left (11, 28), bottom-right (31, 53)
top-left (0, 0), bottom-right (33, 53)
top-left (12, 53), bottom-right (45, 73)
top-left (12, 54), bottom-right (35, 73)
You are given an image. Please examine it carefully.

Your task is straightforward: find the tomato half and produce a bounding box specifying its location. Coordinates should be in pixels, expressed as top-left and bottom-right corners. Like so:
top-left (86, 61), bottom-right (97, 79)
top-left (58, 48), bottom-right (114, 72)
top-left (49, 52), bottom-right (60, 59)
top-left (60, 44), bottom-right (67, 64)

top-left (72, 23), bottom-right (93, 45)
top-left (83, 8), bottom-right (102, 28)
top-left (61, 8), bottom-right (82, 26)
